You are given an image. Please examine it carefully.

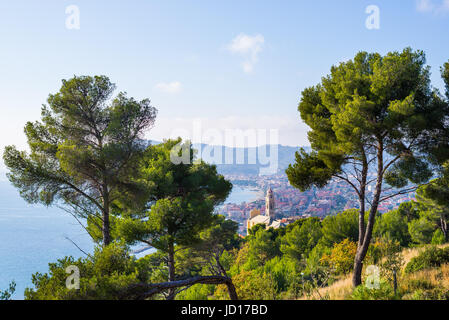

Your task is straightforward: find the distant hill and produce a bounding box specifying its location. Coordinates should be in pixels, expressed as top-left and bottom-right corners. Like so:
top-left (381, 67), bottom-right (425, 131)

top-left (148, 140), bottom-right (309, 176)
top-left (192, 144), bottom-right (310, 176)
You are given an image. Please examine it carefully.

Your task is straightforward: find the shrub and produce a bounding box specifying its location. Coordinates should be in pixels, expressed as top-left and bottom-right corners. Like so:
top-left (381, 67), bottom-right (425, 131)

top-left (376, 239), bottom-right (404, 283)
top-left (24, 243), bottom-right (146, 300)
top-left (404, 279), bottom-right (435, 291)
top-left (431, 229), bottom-right (446, 245)
top-left (213, 270), bottom-right (277, 300)
top-left (408, 218), bottom-right (436, 244)
top-left (403, 288), bottom-right (449, 300)
top-left (374, 210), bottom-right (411, 247)
top-left (281, 217), bottom-right (323, 261)
top-left (350, 280), bottom-right (398, 300)
top-left (404, 246), bottom-right (449, 274)
top-left (263, 256), bottom-right (300, 293)
top-left (176, 284), bottom-right (215, 300)
top-left (321, 209), bottom-right (359, 246)
top-left (321, 239), bottom-right (357, 275)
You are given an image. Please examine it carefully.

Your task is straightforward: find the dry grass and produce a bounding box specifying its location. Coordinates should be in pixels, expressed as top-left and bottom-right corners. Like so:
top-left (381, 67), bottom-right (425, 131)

top-left (299, 243), bottom-right (449, 300)
top-left (300, 276), bottom-right (352, 300)
top-left (401, 244), bottom-right (449, 269)
top-left (402, 263), bottom-right (449, 288)
top-left (400, 263), bottom-right (449, 299)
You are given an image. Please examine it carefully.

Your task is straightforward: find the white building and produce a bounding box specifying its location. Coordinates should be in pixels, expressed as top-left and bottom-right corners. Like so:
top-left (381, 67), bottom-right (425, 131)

top-left (246, 187), bottom-right (285, 234)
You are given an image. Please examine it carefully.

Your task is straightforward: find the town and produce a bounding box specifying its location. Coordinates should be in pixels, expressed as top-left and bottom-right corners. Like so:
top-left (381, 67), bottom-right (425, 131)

top-left (217, 172), bottom-right (417, 235)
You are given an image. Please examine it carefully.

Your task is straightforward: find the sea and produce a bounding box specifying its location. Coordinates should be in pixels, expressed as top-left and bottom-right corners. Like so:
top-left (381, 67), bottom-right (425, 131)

top-left (0, 180), bottom-right (260, 299)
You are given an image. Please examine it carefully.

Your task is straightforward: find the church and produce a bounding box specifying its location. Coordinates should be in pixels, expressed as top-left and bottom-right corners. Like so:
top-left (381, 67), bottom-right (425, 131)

top-left (246, 187), bottom-right (286, 234)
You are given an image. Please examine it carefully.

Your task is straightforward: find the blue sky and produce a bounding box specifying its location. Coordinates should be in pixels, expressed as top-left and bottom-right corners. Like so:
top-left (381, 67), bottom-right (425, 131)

top-left (0, 0), bottom-right (448, 166)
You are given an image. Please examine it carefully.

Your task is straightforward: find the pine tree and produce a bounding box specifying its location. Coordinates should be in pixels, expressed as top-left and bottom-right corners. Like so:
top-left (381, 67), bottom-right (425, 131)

top-left (286, 49), bottom-right (449, 286)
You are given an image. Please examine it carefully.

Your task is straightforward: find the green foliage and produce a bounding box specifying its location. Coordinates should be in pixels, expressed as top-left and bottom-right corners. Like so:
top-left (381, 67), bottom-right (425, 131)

top-left (288, 48), bottom-right (443, 198)
top-left (404, 246), bottom-right (449, 274)
top-left (304, 243), bottom-right (332, 275)
top-left (194, 215), bottom-right (240, 256)
top-left (416, 177), bottom-right (449, 243)
top-left (175, 215), bottom-right (241, 278)
top-left (405, 288), bottom-right (449, 300)
top-left (286, 48), bottom-right (449, 286)
top-left (247, 223), bottom-right (266, 236)
top-left (321, 239), bottom-right (357, 275)
top-left (3, 75), bottom-right (157, 245)
top-left (247, 228), bottom-right (280, 266)
top-left (376, 239), bottom-right (404, 284)
top-left (176, 284), bottom-right (215, 300)
top-left (281, 217), bottom-right (323, 261)
top-left (286, 149), bottom-right (336, 191)
top-left (396, 201), bottom-right (421, 222)
top-left (214, 270), bottom-right (277, 300)
top-left (263, 256), bottom-right (301, 293)
top-left (401, 279), bottom-right (449, 300)
top-left (408, 217), bottom-right (437, 245)
top-left (374, 210), bottom-right (411, 246)
top-left (350, 280), bottom-right (398, 300)
top-left (0, 281), bottom-right (16, 300)
top-left (24, 243), bottom-right (148, 300)
top-left (442, 61), bottom-right (449, 101)
top-left (432, 229), bottom-right (446, 245)
top-left (320, 209), bottom-right (359, 246)
top-left (117, 139), bottom-right (232, 251)
top-left (115, 139), bottom-right (232, 299)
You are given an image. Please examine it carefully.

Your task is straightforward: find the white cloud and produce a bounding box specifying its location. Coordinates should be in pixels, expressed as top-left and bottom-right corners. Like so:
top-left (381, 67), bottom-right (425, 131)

top-left (227, 33), bottom-right (265, 73)
top-left (444, 0), bottom-right (449, 11)
top-left (154, 81), bottom-right (182, 94)
top-left (417, 0), bottom-right (435, 12)
top-left (416, 0), bottom-right (449, 14)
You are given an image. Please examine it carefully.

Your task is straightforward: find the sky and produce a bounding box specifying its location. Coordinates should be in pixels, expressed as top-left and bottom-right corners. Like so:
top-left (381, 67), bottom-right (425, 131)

top-left (0, 0), bottom-right (449, 174)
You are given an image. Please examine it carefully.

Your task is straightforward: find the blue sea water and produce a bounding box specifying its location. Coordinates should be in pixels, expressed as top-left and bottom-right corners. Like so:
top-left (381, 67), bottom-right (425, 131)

top-left (0, 181), bottom-right (93, 299)
top-left (225, 186), bottom-right (262, 204)
top-left (0, 181), bottom-right (259, 300)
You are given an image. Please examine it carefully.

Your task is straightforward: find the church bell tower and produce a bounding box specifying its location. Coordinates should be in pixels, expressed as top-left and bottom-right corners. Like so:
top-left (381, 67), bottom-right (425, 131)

top-left (265, 187), bottom-right (275, 219)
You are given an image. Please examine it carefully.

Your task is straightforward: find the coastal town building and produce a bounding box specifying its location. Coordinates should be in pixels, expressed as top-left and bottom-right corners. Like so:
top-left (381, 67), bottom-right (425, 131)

top-left (216, 172), bottom-right (416, 236)
top-left (246, 187), bottom-right (286, 233)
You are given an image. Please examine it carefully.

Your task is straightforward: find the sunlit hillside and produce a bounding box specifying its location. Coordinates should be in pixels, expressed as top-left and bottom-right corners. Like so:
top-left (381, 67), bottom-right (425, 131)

top-left (302, 244), bottom-right (449, 300)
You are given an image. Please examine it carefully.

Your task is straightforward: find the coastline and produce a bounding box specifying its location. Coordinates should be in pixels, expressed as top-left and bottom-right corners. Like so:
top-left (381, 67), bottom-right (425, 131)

top-left (225, 185), bottom-right (264, 205)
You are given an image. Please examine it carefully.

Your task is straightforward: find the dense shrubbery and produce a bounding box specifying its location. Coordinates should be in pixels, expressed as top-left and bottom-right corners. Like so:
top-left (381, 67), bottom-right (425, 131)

top-left (350, 280), bottom-right (398, 300)
top-left (25, 243), bottom-right (149, 300)
top-left (404, 246), bottom-right (449, 274)
top-left (20, 205), bottom-right (449, 300)
top-left (321, 239), bottom-right (357, 275)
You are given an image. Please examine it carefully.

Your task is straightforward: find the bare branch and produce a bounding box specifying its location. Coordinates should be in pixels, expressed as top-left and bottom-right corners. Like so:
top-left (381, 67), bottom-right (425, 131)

top-left (334, 175), bottom-right (361, 197)
top-left (120, 276), bottom-right (238, 300)
top-left (64, 236), bottom-right (92, 259)
top-left (379, 186), bottom-right (419, 203)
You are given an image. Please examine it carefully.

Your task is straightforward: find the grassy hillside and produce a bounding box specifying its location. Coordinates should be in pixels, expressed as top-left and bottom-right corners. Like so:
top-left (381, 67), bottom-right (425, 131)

top-left (302, 244), bottom-right (449, 300)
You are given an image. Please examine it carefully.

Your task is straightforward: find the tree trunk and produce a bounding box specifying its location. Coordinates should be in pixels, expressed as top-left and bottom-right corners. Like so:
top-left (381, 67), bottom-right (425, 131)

top-left (121, 275), bottom-right (239, 300)
top-left (352, 141), bottom-right (384, 287)
top-left (166, 242), bottom-right (176, 300)
top-left (226, 279), bottom-right (238, 300)
top-left (353, 152), bottom-right (368, 287)
top-left (352, 254), bottom-right (363, 287)
top-left (102, 210), bottom-right (111, 246)
top-left (102, 190), bottom-right (111, 246)
top-left (441, 215), bottom-right (448, 242)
